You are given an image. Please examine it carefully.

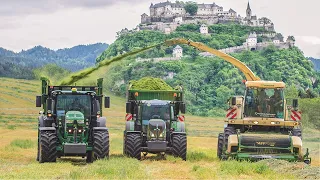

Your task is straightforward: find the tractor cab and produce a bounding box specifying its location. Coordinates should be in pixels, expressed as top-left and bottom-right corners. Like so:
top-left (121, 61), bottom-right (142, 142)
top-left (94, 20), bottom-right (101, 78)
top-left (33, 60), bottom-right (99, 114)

top-left (139, 100), bottom-right (172, 141)
top-left (244, 87), bottom-right (285, 119)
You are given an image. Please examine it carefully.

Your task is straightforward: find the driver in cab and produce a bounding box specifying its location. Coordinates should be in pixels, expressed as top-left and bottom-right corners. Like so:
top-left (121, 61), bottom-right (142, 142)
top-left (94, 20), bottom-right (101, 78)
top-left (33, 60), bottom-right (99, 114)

top-left (257, 89), bottom-right (270, 113)
top-left (68, 98), bottom-right (87, 112)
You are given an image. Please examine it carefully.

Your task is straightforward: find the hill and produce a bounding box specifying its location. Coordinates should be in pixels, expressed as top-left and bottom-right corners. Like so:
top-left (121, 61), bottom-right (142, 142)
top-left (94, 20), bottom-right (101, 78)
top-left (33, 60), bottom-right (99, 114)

top-left (95, 24), bottom-right (320, 116)
top-left (308, 57), bottom-right (320, 71)
top-left (0, 43), bottom-right (108, 78)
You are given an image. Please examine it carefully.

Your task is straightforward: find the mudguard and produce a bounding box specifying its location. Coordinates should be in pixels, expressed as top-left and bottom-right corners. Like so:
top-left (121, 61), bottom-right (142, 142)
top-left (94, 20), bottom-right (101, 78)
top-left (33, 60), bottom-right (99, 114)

top-left (175, 121), bottom-right (185, 132)
top-left (125, 121), bottom-right (135, 131)
top-left (38, 116), bottom-right (45, 127)
top-left (93, 127), bottom-right (108, 132)
top-left (39, 127), bottom-right (56, 132)
top-left (125, 131), bottom-right (141, 135)
top-left (171, 132), bottom-right (186, 135)
top-left (97, 117), bottom-right (107, 127)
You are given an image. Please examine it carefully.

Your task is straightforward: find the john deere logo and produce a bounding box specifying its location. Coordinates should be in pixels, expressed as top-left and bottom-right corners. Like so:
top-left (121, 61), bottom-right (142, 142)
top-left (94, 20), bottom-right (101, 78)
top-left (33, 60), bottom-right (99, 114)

top-left (256, 142), bottom-right (276, 146)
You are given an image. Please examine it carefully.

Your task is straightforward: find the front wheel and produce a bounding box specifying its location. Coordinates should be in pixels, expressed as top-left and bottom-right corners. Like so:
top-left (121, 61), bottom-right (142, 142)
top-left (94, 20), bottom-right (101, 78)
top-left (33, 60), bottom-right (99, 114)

top-left (217, 133), bottom-right (224, 160)
top-left (172, 134), bottom-right (187, 161)
top-left (91, 130), bottom-right (110, 161)
top-left (125, 133), bottom-right (142, 160)
top-left (39, 131), bottom-right (57, 163)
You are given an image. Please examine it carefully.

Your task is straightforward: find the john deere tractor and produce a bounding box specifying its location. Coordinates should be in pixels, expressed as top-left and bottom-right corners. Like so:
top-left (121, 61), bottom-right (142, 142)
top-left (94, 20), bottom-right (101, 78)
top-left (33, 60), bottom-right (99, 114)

top-left (123, 89), bottom-right (187, 160)
top-left (36, 77), bottom-right (110, 163)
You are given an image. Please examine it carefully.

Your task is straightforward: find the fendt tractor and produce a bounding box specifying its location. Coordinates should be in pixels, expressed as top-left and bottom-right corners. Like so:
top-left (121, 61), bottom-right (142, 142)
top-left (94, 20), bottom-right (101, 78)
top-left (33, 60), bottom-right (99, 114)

top-left (165, 39), bottom-right (311, 163)
top-left (36, 77), bottom-right (110, 163)
top-left (123, 88), bottom-right (187, 160)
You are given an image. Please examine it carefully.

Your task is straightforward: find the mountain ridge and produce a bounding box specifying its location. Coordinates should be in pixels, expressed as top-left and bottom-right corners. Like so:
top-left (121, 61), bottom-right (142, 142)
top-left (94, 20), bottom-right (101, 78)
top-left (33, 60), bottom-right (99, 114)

top-left (0, 42), bottom-right (108, 73)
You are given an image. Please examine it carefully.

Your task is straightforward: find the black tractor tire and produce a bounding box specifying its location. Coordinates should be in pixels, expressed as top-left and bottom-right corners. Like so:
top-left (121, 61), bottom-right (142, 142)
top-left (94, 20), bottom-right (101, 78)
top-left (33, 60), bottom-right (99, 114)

top-left (39, 131), bottom-right (57, 163)
top-left (92, 130), bottom-right (110, 161)
top-left (172, 134), bottom-right (187, 161)
top-left (125, 133), bottom-right (142, 160)
top-left (36, 130), bottom-right (39, 161)
top-left (86, 150), bottom-right (93, 163)
top-left (217, 133), bottom-right (225, 160)
top-left (292, 128), bottom-right (302, 139)
top-left (123, 133), bottom-right (127, 156)
top-left (224, 126), bottom-right (236, 149)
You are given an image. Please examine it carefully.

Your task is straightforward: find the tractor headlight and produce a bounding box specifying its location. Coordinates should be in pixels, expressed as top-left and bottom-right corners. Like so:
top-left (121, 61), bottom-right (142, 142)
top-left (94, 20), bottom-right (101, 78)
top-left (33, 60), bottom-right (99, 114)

top-left (150, 131), bottom-right (155, 137)
top-left (159, 132), bottom-right (163, 138)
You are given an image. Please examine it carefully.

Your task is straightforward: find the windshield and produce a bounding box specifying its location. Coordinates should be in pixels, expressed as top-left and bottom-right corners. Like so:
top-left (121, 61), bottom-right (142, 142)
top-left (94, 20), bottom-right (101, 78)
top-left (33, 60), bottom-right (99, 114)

top-left (141, 104), bottom-right (171, 120)
top-left (56, 94), bottom-right (91, 118)
top-left (244, 88), bottom-right (284, 118)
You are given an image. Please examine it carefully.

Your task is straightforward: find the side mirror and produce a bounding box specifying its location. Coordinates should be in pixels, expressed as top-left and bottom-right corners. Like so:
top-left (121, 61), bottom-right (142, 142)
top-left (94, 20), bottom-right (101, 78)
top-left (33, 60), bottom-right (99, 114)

top-left (104, 96), bottom-right (110, 108)
top-left (180, 103), bottom-right (186, 114)
top-left (36, 96), bottom-right (42, 107)
top-left (293, 99), bottom-right (298, 108)
top-left (126, 102), bottom-right (132, 113)
top-left (231, 97), bottom-right (237, 106)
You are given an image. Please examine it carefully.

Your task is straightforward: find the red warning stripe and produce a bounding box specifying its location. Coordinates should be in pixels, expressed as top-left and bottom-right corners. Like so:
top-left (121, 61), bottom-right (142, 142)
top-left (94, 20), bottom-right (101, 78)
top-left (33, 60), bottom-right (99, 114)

top-left (178, 115), bottom-right (185, 122)
top-left (291, 110), bottom-right (301, 121)
top-left (226, 108), bottom-right (236, 118)
top-left (230, 113), bottom-right (237, 119)
top-left (125, 113), bottom-right (132, 121)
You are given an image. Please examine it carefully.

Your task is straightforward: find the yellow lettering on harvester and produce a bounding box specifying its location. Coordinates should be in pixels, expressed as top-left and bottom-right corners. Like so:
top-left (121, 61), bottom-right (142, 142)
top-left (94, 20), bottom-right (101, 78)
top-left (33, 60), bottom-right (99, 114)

top-left (256, 142), bottom-right (276, 146)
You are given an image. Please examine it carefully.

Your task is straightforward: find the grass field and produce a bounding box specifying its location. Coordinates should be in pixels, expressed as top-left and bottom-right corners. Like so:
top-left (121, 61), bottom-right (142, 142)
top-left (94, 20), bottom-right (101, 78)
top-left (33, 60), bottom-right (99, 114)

top-left (0, 77), bottom-right (319, 179)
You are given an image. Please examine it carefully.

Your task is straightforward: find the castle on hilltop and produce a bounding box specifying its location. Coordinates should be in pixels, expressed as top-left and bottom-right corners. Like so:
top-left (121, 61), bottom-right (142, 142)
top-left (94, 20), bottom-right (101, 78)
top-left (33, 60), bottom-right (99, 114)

top-left (139, 1), bottom-right (274, 33)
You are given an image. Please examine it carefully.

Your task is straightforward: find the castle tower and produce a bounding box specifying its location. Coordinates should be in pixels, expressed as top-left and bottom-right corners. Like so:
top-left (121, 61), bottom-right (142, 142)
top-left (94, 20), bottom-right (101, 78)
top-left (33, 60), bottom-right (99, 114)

top-left (246, 1), bottom-right (252, 20)
top-left (200, 24), bottom-right (208, 34)
top-left (246, 32), bottom-right (257, 50)
top-left (141, 13), bottom-right (149, 24)
top-left (173, 45), bottom-right (183, 58)
top-left (286, 36), bottom-right (295, 48)
top-left (150, 3), bottom-right (155, 16)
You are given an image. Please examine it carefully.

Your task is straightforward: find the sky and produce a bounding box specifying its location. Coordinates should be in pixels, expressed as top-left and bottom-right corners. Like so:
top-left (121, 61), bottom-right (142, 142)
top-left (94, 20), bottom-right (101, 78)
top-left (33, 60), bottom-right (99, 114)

top-left (0, 0), bottom-right (319, 58)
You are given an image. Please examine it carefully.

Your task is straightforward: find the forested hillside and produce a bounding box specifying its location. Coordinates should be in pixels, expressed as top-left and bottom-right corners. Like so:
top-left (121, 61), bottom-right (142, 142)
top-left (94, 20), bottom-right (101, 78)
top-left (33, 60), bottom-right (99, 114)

top-left (96, 24), bottom-right (319, 116)
top-left (0, 43), bottom-right (108, 79)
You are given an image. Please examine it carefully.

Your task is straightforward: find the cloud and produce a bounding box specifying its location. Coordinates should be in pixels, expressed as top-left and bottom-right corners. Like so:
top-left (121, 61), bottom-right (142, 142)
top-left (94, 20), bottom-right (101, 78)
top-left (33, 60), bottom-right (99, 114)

top-left (0, 0), bottom-right (149, 16)
top-left (295, 36), bottom-right (320, 45)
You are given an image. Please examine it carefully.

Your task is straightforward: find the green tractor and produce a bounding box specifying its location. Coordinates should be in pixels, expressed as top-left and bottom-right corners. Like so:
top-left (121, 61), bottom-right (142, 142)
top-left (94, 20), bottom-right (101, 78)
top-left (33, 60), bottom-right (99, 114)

top-left (36, 78), bottom-right (110, 163)
top-left (124, 89), bottom-right (187, 160)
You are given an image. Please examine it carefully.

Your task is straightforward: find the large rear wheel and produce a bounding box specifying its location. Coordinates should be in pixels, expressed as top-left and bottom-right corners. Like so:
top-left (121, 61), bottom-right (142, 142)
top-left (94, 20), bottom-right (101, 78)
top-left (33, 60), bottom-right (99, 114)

top-left (224, 126), bottom-right (236, 148)
top-left (125, 133), bottom-right (142, 160)
top-left (172, 134), bottom-right (187, 161)
top-left (39, 131), bottom-right (57, 163)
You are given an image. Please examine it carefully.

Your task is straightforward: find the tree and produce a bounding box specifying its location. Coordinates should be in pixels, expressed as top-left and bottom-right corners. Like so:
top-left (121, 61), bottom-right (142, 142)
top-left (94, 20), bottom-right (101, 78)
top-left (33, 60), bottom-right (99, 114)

top-left (258, 17), bottom-right (271, 28)
top-left (184, 1), bottom-right (198, 16)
